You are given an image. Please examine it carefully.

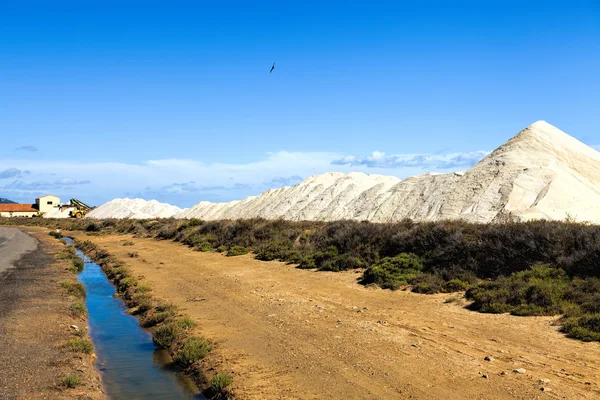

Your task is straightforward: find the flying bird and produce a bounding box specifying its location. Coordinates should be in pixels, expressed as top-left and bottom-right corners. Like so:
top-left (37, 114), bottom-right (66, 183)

top-left (270, 63), bottom-right (275, 73)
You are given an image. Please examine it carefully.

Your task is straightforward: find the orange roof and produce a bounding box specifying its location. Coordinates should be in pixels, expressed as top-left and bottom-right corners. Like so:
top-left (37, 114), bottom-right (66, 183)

top-left (0, 204), bottom-right (38, 213)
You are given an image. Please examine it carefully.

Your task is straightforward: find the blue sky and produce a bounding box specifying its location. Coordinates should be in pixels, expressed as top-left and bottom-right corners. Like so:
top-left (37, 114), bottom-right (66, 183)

top-left (1, 1), bottom-right (599, 207)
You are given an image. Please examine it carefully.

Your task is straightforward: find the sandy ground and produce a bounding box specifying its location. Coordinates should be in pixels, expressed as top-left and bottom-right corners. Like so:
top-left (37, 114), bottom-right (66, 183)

top-left (72, 232), bottom-right (600, 400)
top-left (0, 228), bottom-right (104, 400)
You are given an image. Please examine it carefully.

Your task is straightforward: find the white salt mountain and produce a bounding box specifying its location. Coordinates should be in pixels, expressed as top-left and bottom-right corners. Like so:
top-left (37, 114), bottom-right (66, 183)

top-left (86, 198), bottom-right (183, 219)
top-left (178, 121), bottom-right (600, 223)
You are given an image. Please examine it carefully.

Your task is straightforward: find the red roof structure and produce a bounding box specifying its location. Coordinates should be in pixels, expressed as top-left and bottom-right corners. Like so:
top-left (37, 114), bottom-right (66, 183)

top-left (0, 204), bottom-right (38, 213)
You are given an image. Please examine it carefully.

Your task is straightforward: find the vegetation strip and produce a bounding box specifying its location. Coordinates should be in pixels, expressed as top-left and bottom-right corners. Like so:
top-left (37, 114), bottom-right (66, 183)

top-left (3, 217), bottom-right (599, 343)
top-left (50, 233), bottom-right (99, 392)
top-left (72, 237), bottom-right (234, 399)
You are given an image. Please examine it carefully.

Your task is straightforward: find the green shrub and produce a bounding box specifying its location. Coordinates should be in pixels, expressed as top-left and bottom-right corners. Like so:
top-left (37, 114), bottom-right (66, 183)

top-left (298, 246), bottom-right (341, 269)
top-left (255, 240), bottom-right (292, 261)
top-left (188, 218), bottom-right (203, 227)
top-left (412, 274), bottom-right (445, 294)
top-left (117, 277), bottom-right (138, 292)
top-left (156, 302), bottom-right (177, 313)
top-left (141, 310), bottom-right (175, 328)
top-left (152, 322), bottom-right (184, 348)
top-left (561, 314), bottom-right (600, 341)
top-left (85, 222), bottom-right (100, 232)
top-left (226, 246), bottom-right (249, 257)
top-left (442, 279), bottom-right (471, 293)
top-left (49, 230), bottom-right (63, 239)
top-left (173, 336), bottom-right (212, 367)
top-left (216, 245), bottom-right (228, 253)
top-left (298, 253), bottom-right (318, 269)
top-left (134, 297), bottom-right (154, 314)
top-left (284, 250), bottom-right (304, 264)
top-left (135, 283), bottom-right (152, 294)
top-left (74, 326), bottom-right (88, 337)
top-left (321, 254), bottom-right (366, 271)
top-left (177, 316), bottom-right (197, 330)
top-left (466, 264), bottom-right (569, 316)
top-left (60, 282), bottom-right (86, 298)
top-left (64, 338), bottom-right (93, 354)
top-left (56, 246), bottom-right (77, 259)
top-left (69, 302), bottom-right (87, 318)
top-left (208, 372), bottom-right (233, 399)
top-left (195, 242), bottom-right (214, 252)
top-left (60, 374), bottom-right (81, 388)
top-left (361, 253), bottom-right (424, 290)
top-left (71, 258), bottom-right (84, 273)
top-left (122, 241), bottom-right (135, 246)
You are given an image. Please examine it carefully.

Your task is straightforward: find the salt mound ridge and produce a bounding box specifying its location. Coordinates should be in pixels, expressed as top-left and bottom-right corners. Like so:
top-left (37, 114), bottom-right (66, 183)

top-left (89, 121), bottom-right (600, 223)
top-left (177, 121), bottom-right (600, 223)
top-left (45, 207), bottom-right (76, 219)
top-left (86, 198), bottom-right (183, 219)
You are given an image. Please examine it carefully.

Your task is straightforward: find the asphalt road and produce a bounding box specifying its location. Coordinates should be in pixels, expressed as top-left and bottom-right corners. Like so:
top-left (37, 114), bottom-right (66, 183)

top-left (0, 227), bottom-right (38, 278)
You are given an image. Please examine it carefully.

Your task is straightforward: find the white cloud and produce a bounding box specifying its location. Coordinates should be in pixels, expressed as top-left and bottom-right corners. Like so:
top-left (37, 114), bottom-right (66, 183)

top-left (331, 150), bottom-right (489, 169)
top-left (55, 178), bottom-right (91, 186)
top-left (0, 148), bottom-right (490, 207)
top-left (0, 151), bottom-right (339, 206)
top-left (0, 168), bottom-right (30, 179)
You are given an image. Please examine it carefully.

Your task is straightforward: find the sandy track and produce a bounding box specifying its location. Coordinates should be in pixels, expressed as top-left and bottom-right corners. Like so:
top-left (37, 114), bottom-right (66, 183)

top-left (74, 233), bottom-right (600, 399)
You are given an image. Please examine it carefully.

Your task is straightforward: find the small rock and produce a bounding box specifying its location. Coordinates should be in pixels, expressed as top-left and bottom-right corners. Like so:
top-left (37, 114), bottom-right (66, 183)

top-left (484, 356), bottom-right (495, 362)
top-left (500, 371), bottom-right (508, 376)
top-left (540, 387), bottom-right (552, 392)
top-left (538, 379), bottom-right (551, 384)
top-left (585, 381), bottom-right (592, 385)
top-left (411, 343), bottom-right (419, 348)
top-left (482, 374), bottom-right (488, 379)
top-left (70, 325), bottom-right (79, 331)
top-left (513, 368), bottom-right (527, 374)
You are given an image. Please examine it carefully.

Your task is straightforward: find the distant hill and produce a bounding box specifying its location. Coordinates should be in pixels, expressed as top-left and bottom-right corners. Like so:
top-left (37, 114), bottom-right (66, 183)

top-left (0, 198), bottom-right (16, 204)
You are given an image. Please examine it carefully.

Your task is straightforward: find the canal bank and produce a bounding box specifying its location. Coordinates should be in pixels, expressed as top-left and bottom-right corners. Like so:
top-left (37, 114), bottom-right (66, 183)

top-left (66, 238), bottom-right (204, 399)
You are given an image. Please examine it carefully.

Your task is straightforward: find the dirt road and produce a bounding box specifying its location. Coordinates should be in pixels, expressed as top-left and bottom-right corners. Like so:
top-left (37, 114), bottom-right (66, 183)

top-left (0, 228), bottom-right (103, 400)
top-left (0, 227), bottom-right (37, 277)
top-left (74, 232), bottom-right (600, 400)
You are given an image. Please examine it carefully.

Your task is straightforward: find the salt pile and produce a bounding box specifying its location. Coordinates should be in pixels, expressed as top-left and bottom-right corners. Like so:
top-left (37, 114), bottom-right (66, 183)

top-left (44, 207), bottom-right (76, 218)
top-left (177, 121), bottom-right (600, 223)
top-left (86, 198), bottom-right (183, 219)
top-left (90, 121), bottom-right (600, 223)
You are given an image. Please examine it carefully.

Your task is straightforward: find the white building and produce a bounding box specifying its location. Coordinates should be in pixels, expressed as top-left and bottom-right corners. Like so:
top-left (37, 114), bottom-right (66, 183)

top-left (35, 195), bottom-right (61, 214)
top-left (0, 194), bottom-right (63, 218)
